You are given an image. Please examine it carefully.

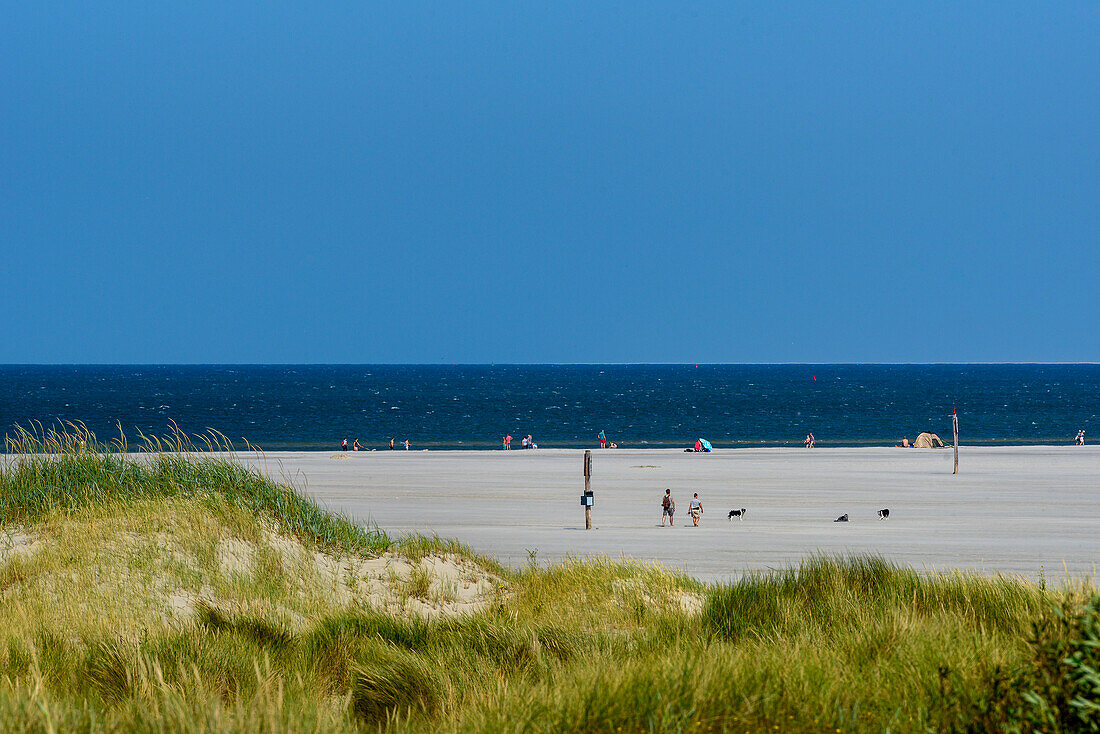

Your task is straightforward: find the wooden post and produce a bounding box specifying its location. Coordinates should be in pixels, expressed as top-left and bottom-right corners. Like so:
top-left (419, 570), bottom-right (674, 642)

top-left (952, 411), bottom-right (959, 475)
top-left (583, 450), bottom-right (592, 530)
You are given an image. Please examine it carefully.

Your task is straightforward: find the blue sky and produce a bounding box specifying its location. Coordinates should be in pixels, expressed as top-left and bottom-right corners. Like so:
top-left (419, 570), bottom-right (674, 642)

top-left (2, 2), bottom-right (1097, 363)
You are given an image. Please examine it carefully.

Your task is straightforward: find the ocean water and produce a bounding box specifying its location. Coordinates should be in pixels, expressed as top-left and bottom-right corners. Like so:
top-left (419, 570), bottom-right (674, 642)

top-left (1, 365), bottom-right (1097, 450)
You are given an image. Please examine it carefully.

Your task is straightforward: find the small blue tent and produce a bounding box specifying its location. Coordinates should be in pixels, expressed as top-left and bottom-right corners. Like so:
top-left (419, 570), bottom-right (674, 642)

top-left (698, 438), bottom-right (713, 452)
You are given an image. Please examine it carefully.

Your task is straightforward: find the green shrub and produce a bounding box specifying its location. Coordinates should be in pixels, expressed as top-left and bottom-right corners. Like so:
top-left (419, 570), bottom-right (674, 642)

top-left (1015, 594), bottom-right (1100, 732)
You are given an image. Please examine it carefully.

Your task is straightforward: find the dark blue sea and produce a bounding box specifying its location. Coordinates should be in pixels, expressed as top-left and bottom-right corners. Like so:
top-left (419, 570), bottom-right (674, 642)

top-left (1, 365), bottom-right (1097, 450)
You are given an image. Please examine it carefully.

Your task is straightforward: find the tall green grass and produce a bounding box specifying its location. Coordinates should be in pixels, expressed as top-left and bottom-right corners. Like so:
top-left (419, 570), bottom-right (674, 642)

top-left (1, 422), bottom-right (389, 555)
top-left (703, 554), bottom-right (1049, 642)
top-left (3, 571), bottom-right (1095, 732)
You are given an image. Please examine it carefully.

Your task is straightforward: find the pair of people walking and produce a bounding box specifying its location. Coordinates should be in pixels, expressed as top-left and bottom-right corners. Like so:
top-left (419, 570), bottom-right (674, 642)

top-left (661, 489), bottom-right (703, 527)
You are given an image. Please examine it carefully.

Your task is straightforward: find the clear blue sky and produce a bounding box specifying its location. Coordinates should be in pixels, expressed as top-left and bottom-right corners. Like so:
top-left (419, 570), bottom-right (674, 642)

top-left (2, 2), bottom-right (1097, 363)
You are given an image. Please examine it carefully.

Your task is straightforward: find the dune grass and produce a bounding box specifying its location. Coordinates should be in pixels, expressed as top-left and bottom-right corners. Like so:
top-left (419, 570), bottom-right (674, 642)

top-left (2, 421), bottom-right (389, 556)
top-left (1, 426), bottom-right (1098, 732)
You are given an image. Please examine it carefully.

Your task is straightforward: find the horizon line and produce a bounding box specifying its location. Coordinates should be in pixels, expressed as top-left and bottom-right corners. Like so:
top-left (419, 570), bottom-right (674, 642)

top-left (2, 361), bottom-right (1100, 367)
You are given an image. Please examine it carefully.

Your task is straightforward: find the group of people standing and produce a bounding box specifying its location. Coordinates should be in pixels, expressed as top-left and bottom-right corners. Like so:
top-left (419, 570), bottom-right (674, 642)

top-left (502, 434), bottom-right (537, 450)
top-left (340, 437), bottom-right (410, 451)
top-left (1075, 429), bottom-right (1086, 445)
top-left (661, 488), bottom-right (704, 527)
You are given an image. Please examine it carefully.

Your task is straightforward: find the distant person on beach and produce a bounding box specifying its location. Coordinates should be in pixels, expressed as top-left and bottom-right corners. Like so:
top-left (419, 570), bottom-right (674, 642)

top-left (694, 439), bottom-right (702, 452)
top-left (353, 438), bottom-right (360, 451)
top-left (521, 436), bottom-right (529, 449)
top-left (526, 434), bottom-right (534, 449)
top-left (390, 437), bottom-right (395, 450)
top-left (404, 439), bottom-right (410, 450)
top-left (805, 433), bottom-right (815, 448)
top-left (898, 436), bottom-right (910, 448)
top-left (599, 430), bottom-right (607, 448)
top-left (504, 434), bottom-right (512, 450)
top-left (689, 493), bottom-right (703, 526)
top-left (1075, 429), bottom-right (1085, 445)
top-left (340, 438), bottom-right (348, 451)
top-left (661, 489), bottom-right (675, 527)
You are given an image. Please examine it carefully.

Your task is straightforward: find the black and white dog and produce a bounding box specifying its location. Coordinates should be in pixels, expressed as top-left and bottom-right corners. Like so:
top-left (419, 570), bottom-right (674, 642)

top-left (834, 514), bottom-right (849, 522)
top-left (877, 508), bottom-right (890, 520)
top-left (727, 508), bottom-right (747, 521)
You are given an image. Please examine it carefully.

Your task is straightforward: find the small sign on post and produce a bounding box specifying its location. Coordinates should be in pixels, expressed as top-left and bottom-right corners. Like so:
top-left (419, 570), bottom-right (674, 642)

top-left (582, 450), bottom-right (593, 530)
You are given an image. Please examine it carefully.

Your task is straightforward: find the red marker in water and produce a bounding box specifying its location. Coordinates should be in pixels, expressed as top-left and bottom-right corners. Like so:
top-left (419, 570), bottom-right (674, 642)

top-left (813, 375), bottom-right (816, 381)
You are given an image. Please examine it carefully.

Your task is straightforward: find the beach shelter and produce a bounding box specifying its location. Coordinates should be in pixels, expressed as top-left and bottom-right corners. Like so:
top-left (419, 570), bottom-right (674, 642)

top-left (913, 432), bottom-right (945, 449)
top-left (698, 438), bottom-right (713, 452)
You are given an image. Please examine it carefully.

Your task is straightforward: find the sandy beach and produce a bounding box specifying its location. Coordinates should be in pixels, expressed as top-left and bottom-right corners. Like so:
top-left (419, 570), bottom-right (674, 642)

top-left (240, 446), bottom-right (1099, 582)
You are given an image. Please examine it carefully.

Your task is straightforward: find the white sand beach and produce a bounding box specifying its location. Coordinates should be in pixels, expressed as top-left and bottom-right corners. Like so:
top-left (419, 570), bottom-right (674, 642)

top-left (242, 446), bottom-right (1099, 582)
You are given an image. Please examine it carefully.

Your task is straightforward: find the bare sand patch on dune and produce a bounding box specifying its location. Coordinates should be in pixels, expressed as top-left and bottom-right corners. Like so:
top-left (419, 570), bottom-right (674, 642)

top-left (1, 508), bottom-right (505, 644)
top-left (0, 528), bottom-right (38, 564)
top-left (211, 524), bottom-right (501, 620)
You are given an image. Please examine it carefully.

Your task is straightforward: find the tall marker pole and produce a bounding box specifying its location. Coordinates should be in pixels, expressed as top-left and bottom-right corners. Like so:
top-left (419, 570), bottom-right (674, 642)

top-left (583, 450), bottom-right (593, 529)
top-left (952, 405), bottom-right (959, 475)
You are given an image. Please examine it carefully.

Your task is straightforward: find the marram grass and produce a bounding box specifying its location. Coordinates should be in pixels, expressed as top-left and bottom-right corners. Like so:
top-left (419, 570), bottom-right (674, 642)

top-left (1, 425), bottom-right (1098, 733)
top-left (2, 421), bottom-right (389, 556)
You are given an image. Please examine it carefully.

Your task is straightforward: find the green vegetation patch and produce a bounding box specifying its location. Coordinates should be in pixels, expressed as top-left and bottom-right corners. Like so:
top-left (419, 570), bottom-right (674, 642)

top-left (2, 422), bottom-right (388, 556)
top-left (4, 562), bottom-right (1095, 733)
